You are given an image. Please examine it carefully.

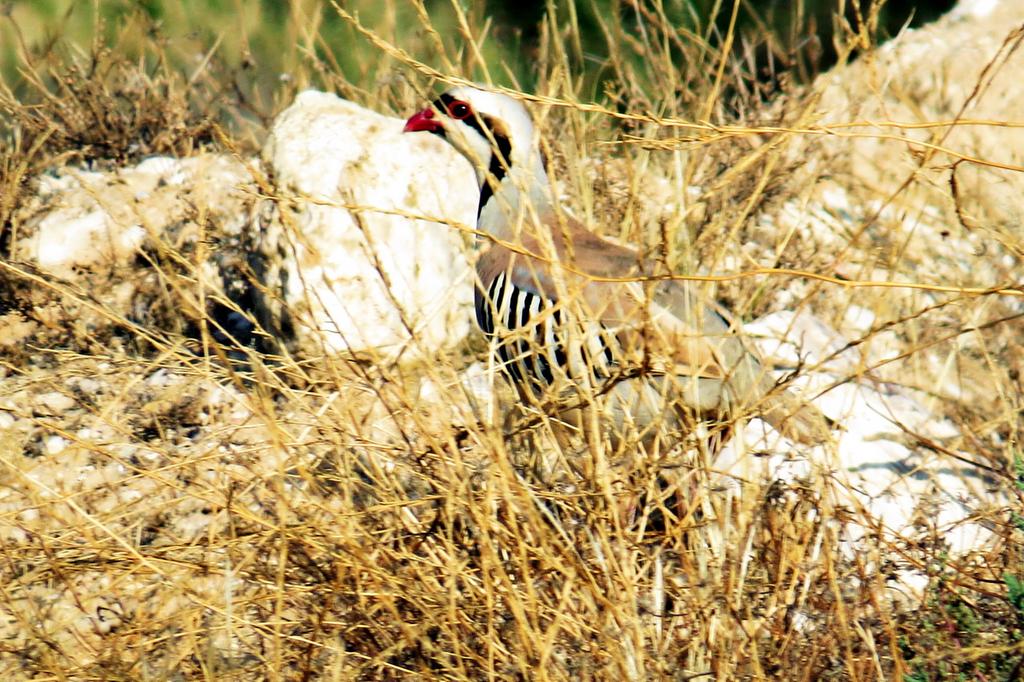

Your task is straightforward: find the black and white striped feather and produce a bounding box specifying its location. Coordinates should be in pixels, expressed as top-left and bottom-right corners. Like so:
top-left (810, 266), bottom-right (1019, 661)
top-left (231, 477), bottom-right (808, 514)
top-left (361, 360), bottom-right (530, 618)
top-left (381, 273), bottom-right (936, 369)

top-left (476, 270), bottom-right (618, 400)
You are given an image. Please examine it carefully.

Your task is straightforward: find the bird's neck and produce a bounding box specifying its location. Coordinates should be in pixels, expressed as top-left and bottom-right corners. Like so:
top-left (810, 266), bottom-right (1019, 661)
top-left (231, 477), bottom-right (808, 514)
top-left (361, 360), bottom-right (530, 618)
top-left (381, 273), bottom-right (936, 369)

top-left (475, 148), bottom-right (552, 243)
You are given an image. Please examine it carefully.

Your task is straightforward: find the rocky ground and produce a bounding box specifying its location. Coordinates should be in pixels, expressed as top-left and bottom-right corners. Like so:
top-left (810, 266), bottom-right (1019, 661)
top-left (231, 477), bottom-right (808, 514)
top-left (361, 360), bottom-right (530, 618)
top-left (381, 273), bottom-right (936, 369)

top-left (1, 1), bottom-right (1022, 679)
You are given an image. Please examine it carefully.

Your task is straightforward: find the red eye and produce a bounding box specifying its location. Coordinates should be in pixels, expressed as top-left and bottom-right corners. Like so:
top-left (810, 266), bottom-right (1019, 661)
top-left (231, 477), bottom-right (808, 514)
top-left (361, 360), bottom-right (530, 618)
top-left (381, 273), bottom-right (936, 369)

top-left (449, 101), bottom-right (471, 119)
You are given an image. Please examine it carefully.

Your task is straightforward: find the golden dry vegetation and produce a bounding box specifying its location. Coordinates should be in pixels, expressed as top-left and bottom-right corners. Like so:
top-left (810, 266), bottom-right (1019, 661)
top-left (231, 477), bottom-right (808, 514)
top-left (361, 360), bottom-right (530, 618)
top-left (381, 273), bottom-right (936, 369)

top-left (0, 1), bottom-right (1022, 680)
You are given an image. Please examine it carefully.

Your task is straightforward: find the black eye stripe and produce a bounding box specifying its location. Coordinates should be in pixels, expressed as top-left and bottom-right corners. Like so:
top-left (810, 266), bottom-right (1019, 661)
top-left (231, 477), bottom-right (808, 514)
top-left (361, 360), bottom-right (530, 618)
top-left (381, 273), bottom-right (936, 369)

top-left (434, 93), bottom-right (514, 218)
top-left (436, 94), bottom-right (485, 136)
top-left (434, 94), bottom-right (510, 161)
top-left (434, 93), bottom-right (460, 118)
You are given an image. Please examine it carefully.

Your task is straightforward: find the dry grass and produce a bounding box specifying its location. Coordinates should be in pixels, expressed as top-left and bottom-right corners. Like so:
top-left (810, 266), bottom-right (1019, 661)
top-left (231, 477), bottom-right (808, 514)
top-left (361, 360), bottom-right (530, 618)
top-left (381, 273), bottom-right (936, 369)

top-left (0, 1), bottom-right (1022, 680)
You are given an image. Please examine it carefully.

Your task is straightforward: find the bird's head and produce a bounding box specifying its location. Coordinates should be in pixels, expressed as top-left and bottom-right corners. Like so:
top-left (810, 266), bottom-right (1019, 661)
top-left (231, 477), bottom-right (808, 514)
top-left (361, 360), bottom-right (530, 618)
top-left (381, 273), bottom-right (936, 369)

top-left (404, 85), bottom-right (544, 194)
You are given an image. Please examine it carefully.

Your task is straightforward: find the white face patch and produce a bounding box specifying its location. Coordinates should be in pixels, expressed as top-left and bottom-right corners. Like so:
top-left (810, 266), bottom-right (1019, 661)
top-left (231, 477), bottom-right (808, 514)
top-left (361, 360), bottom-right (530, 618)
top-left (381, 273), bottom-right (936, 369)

top-left (437, 85), bottom-right (537, 172)
top-left (445, 121), bottom-right (496, 175)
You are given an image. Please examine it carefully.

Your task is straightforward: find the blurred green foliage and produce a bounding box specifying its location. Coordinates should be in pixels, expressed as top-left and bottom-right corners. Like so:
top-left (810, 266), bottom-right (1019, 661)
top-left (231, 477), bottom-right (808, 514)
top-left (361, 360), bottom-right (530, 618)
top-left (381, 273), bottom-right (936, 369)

top-left (2, 0), bottom-right (955, 95)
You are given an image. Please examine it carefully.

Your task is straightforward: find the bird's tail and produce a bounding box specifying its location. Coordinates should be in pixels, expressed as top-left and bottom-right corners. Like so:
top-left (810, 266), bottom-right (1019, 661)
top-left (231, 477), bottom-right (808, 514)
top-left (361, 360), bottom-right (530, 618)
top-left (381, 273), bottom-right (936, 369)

top-left (759, 389), bottom-right (833, 445)
top-left (725, 349), bottom-right (832, 446)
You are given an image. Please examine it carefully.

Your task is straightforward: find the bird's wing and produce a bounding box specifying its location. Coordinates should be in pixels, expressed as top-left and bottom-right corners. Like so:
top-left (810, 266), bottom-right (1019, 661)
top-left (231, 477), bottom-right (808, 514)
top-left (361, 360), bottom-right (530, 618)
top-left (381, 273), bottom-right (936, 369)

top-left (482, 210), bottom-right (740, 383)
top-left (478, 209), bottom-right (829, 441)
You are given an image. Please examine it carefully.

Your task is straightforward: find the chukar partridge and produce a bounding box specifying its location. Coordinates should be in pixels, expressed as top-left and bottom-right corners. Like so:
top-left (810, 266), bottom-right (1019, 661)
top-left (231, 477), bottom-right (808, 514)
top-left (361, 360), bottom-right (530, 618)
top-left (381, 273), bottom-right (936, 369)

top-left (404, 85), bottom-right (829, 447)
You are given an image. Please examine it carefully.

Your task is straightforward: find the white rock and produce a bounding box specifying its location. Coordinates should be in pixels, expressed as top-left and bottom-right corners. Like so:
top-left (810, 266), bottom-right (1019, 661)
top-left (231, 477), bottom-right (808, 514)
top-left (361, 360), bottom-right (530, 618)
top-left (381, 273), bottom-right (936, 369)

top-left (261, 90), bottom-right (477, 358)
top-left (44, 435), bottom-right (68, 455)
top-left (841, 305), bottom-right (876, 336)
top-left (71, 377), bottom-right (103, 395)
top-left (724, 310), bottom-right (1002, 569)
top-left (32, 210), bottom-right (146, 273)
top-left (35, 391), bottom-right (77, 415)
top-left (951, 0), bottom-right (1000, 19)
top-left (745, 311), bottom-right (854, 372)
top-left (20, 155), bottom-right (251, 277)
top-left (134, 156), bottom-right (182, 177)
top-left (146, 369), bottom-right (173, 388)
top-left (461, 362), bottom-right (496, 405)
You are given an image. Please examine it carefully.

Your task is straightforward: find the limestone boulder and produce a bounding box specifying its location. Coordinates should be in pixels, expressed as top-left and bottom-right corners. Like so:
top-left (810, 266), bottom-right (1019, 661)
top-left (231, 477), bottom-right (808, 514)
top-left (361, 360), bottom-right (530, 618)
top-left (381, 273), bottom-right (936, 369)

top-left (259, 90), bottom-right (477, 359)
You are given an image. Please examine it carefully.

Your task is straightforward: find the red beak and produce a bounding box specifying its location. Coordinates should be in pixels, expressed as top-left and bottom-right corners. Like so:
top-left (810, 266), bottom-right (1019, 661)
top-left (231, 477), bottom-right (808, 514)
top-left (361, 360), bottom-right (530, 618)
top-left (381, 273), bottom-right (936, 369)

top-left (403, 107), bottom-right (444, 134)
